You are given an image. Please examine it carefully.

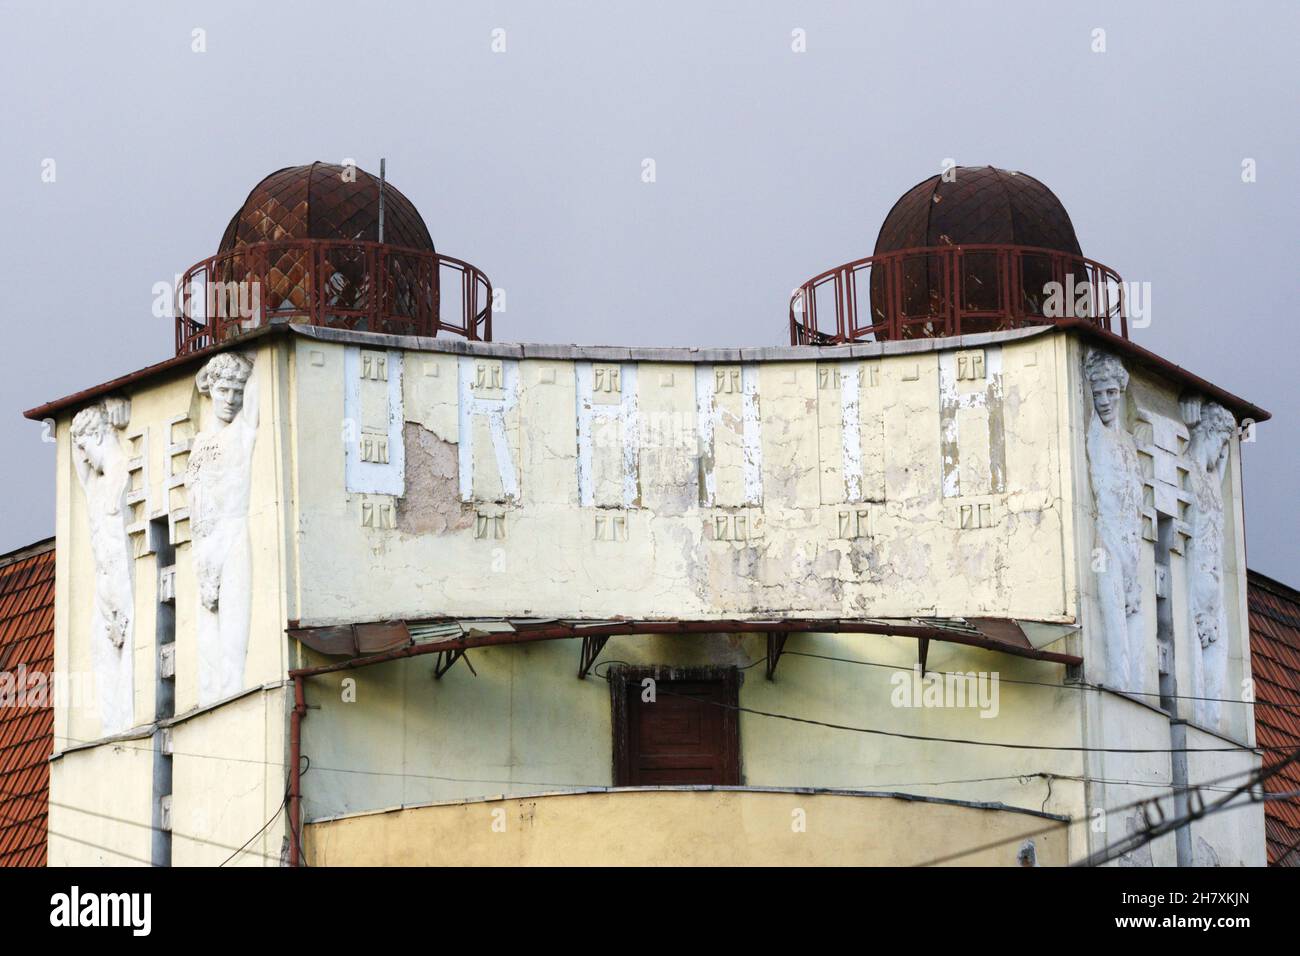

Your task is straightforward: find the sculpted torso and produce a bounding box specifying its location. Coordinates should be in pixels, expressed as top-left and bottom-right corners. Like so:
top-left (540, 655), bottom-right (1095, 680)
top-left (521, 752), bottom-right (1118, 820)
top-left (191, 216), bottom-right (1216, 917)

top-left (1185, 405), bottom-right (1231, 651)
top-left (1188, 470), bottom-right (1224, 647)
top-left (188, 421), bottom-right (254, 609)
top-left (187, 352), bottom-right (259, 706)
top-left (72, 404), bottom-right (133, 648)
top-left (1083, 350), bottom-right (1147, 689)
top-left (70, 398), bottom-right (136, 734)
top-left (1087, 411), bottom-right (1143, 612)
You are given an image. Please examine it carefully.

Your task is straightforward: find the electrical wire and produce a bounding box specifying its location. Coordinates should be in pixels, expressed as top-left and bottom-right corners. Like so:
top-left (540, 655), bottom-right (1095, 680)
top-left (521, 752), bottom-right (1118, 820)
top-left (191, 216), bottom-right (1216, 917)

top-left (784, 648), bottom-right (1291, 710)
top-left (589, 662), bottom-right (1291, 755)
top-left (218, 759), bottom-right (295, 867)
top-left (908, 752), bottom-right (1297, 867)
top-left (22, 647), bottom-right (1295, 865)
top-left (1075, 747), bottom-right (1300, 867)
top-left (4, 764), bottom-right (1279, 870)
top-left (521, 634), bottom-right (1292, 711)
top-left (0, 783), bottom-right (281, 864)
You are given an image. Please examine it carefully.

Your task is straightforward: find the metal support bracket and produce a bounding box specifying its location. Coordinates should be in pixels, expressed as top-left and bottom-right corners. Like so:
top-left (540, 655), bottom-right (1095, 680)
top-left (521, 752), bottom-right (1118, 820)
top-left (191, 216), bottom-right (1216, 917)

top-left (578, 635), bottom-right (611, 679)
top-left (766, 632), bottom-right (790, 681)
top-left (434, 648), bottom-right (476, 680)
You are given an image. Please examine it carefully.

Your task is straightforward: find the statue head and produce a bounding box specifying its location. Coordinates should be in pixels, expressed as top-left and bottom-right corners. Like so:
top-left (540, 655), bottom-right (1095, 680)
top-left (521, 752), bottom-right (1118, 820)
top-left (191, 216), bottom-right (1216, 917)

top-left (1194, 401), bottom-right (1236, 469)
top-left (1084, 348), bottom-right (1129, 427)
top-left (197, 353), bottom-right (253, 424)
top-left (70, 404), bottom-right (111, 470)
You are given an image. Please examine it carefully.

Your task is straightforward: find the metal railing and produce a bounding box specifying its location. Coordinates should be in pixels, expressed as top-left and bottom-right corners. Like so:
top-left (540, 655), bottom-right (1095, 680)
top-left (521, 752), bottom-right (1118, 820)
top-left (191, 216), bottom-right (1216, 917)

top-left (174, 239), bottom-right (492, 355)
top-left (789, 244), bottom-right (1126, 345)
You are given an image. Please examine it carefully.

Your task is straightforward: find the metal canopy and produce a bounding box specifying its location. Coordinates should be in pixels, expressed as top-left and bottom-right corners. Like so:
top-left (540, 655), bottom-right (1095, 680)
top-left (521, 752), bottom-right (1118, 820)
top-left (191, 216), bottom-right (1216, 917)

top-left (286, 615), bottom-right (1082, 682)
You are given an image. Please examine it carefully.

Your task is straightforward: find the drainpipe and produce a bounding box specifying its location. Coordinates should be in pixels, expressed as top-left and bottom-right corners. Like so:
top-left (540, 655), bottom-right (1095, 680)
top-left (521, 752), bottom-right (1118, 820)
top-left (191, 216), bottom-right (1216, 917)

top-left (289, 675), bottom-right (306, 867)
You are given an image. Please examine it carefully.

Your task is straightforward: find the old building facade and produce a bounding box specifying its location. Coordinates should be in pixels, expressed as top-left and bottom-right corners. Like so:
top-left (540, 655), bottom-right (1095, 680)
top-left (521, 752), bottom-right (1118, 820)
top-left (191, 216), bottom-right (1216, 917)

top-left (24, 164), bottom-right (1270, 866)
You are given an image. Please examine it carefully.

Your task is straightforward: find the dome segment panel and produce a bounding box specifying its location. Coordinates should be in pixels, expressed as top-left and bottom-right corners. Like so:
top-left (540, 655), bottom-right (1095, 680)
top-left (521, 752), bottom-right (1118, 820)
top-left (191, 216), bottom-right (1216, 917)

top-left (218, 163), bottom-right (434, 253)
top-left (873, 166), bottom-right (1081, 256)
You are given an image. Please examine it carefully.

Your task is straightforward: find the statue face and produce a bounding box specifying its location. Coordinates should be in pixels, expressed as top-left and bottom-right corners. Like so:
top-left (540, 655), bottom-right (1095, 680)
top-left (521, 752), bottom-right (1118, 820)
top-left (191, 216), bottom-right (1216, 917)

top-left (1206, 428), bottom-right (1231, 470)
top-left (1091, 378), bottom-right (1123, 426)
top-left (74, 430), bottom-right (105, 470)
top-left (210, 378), bottom-right (246, 423)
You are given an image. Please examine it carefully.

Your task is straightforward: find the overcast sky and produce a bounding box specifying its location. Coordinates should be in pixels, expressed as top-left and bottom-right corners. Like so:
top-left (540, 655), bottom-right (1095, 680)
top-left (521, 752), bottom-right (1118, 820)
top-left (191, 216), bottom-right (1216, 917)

top-left (1, 1), bottom-right (1295, 579)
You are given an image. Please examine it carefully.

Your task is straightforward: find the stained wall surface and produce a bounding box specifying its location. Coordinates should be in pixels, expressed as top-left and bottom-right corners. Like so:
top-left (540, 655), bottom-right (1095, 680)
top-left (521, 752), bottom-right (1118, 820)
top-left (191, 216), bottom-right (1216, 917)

top-left (291, 328), bottom-right (1076, 626)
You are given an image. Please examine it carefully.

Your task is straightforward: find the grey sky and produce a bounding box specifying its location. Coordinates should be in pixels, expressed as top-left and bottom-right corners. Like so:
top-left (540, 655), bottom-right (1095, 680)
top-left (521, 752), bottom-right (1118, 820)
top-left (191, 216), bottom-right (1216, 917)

top-left (1, 1), bottom-right (1295, 579)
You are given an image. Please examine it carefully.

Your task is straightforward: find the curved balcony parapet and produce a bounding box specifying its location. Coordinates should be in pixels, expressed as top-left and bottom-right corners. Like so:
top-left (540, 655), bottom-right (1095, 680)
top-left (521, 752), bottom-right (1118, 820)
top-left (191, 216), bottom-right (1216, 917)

top-left (789, 244), bottom-right (1126, 346)
top-left (174, 239), bottom-right (492, 356)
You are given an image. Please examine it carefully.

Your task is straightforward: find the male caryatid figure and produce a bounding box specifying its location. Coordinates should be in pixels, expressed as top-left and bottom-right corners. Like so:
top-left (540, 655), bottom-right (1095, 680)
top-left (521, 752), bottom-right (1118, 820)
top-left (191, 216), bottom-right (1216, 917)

top-left (70, 396), bottom-right (135, 734)
top-left (187, 352), bottom-right (259, 705)
top-left (1084, 349), bottom-right (1145, 690)
top-left (1182, 397), bottom-right (1236, 727)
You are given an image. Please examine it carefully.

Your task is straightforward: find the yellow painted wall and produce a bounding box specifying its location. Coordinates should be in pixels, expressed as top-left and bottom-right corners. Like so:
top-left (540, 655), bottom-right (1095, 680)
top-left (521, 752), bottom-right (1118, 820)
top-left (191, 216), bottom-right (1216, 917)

top-left (305, 788), bottom-right (1068, 866)
top-left (169, 686), bottom-right (289, 867)
top-left (48, 739), bottom-right (155, 865)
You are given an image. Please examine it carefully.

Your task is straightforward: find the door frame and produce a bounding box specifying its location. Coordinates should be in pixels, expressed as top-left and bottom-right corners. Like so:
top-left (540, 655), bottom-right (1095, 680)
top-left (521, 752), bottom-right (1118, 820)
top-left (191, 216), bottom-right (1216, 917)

top-left (609, 665), bottom-right (741, 787)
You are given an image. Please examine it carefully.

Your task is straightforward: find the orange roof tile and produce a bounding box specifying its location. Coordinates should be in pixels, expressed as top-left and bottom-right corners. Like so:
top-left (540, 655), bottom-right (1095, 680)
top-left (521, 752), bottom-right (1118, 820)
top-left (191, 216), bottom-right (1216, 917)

top-left (0, 539), bottom-right (54, 868)
top-left (1249, 570), bottom-right (1300, 866)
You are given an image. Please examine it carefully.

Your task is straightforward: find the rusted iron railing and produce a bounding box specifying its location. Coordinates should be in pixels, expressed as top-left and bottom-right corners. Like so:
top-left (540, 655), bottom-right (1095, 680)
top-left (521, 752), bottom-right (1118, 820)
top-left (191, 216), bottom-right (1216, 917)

top-left (789, 244), bottom-right (1126, 345)
top-left (174, 239), bottom-right (492, 356)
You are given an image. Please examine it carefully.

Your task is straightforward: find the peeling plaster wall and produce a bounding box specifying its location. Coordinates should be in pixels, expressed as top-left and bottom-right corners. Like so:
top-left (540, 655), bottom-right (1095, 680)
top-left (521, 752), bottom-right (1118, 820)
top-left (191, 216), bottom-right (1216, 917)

top-left (40, 326), bottom-right (1263, 867)
top-left (291, 335), bottom-right (1074, 626)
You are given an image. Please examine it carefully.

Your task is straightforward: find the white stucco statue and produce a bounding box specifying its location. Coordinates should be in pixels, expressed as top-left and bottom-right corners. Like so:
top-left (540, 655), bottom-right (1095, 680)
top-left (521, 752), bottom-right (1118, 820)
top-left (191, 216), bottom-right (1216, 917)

top-left (1084, 349), bottom-right (1145, 690)
top-left (70, 397), bottom-right (135, 734)
top-left (187, 352), bottom-right (259, 705)
top-left (1182, 397), bottom-right (1235, 727)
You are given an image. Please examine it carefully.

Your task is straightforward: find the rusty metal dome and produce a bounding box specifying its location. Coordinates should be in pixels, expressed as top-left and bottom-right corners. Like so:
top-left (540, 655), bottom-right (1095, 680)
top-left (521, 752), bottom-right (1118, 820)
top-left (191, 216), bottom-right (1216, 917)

top-left (176, 163), bottom-right (492, 355)
top-left (873, 166), bottom-right (1081, 257)
top-left (790, 166), bottom-right (1125, 345)
top-left (218, 162), bottom-right (434, 253)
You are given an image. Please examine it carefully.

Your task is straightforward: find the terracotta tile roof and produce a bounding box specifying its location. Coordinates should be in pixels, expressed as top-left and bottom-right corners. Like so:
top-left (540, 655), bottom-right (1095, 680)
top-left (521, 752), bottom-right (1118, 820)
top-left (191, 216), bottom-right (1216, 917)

top-left (0, 539), bottom-right (54, 868)
top-left (1248, 569), bottom-right (1300, 867)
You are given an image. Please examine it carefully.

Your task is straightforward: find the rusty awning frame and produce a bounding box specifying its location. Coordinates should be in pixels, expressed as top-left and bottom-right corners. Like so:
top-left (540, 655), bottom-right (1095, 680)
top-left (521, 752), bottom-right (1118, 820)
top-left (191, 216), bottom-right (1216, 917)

top-left (286, 615), bottom-right (1082, 680)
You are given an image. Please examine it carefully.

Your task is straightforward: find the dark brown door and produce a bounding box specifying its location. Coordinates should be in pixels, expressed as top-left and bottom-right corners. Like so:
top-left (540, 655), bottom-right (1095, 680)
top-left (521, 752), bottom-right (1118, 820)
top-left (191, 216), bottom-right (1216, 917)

top-left (612, 669), bottom-right (740, 786)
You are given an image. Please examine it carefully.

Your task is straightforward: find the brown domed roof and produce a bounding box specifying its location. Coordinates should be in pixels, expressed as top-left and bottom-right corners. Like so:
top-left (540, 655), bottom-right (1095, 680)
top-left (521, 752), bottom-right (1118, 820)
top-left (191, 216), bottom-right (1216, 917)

top-left (218, 162), bottom-right (434, 253)
top-left (874, 166), bottom-right (1081, 257)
